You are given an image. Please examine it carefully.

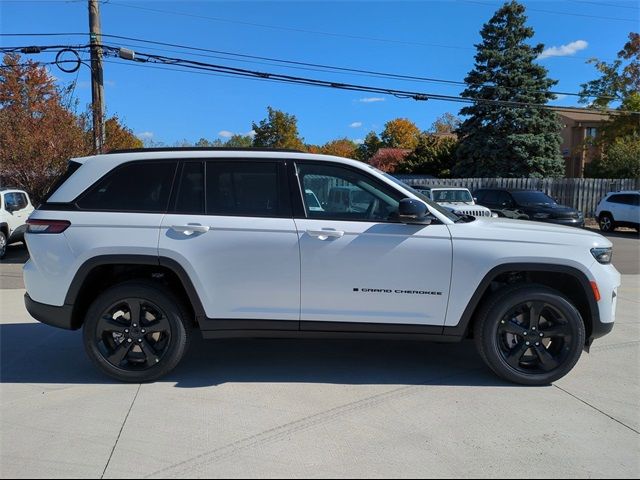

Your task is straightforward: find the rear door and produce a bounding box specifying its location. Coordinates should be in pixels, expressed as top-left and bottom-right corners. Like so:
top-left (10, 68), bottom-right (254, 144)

top-left (293, 161), bottom-right (452, 328)
top-left (159, 159), bottom-right (300, 328)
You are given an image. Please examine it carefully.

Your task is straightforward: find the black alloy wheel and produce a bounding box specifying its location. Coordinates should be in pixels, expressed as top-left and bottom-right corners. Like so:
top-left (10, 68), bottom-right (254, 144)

top-left (96, 298), bottom-right (172, 370)
top-left (83, 281), bottom-right (191, 382)
top-left (496, 301), bottom-right (573, 375)
top-left (475, 284), bottom-right (585, 385)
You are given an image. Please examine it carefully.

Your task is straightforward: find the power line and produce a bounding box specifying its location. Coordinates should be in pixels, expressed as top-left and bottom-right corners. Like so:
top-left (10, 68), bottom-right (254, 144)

top-left (567, 0), bottom-right (640, 10)
top-left (100, 45), bottom-right (635, 116)
top-left (104, 2), bottom-right (477, 51)
top-left (462, 0), bottom-right (637, 22)
top-left (5, 44), bottom-right (632, 116)
top-left (1, 38), bottom-right (612, 100)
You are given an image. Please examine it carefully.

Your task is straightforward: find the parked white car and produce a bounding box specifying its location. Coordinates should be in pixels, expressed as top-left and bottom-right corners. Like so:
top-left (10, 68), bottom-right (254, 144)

top-left (595, 191), bottom-right (640, 233)
top-left (0, 188), bottom-right (34, 258)
top-left (415, 186), bottom-right (494, 218)
top-left (24, 148), bottom-right (619, 385)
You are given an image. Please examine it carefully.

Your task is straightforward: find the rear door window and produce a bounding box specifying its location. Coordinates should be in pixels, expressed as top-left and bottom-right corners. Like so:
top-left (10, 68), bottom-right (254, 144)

top-left (205, 161), bottom-right (289, 217)
top-left (78, 161), bottom-right (177, 212)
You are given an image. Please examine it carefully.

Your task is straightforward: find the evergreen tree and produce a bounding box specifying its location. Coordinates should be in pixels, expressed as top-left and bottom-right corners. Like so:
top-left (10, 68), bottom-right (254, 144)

top-left (356, 131), bottom-right (382, 163)
top-left (454, 1), bottom-right (564, 178)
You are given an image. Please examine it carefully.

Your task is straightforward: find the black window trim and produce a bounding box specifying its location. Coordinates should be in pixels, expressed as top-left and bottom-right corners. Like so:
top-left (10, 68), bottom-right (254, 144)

top-left (292, 160), bottom-right (408, 224)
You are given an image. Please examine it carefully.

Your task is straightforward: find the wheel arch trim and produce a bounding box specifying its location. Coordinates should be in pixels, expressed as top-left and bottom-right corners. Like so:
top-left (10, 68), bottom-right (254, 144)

top-left (65, 254), bottom-right (207, 323)
top-left (444, 262), bottom-right (600, 338)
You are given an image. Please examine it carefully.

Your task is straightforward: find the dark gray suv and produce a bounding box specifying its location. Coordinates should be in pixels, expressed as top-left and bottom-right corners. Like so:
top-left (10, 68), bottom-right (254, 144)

top-left (474, 189), bottom-right (584, 227)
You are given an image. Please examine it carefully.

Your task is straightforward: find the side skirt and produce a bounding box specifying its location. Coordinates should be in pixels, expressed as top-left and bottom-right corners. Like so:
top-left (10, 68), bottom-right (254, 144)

top-left (200, 319), bottom-right (463, 342)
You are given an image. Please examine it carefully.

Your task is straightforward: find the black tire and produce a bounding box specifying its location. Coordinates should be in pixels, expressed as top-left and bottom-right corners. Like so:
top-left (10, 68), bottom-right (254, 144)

top-left (0, 231), bottom-right (6, 259)
top-left (474, 284), bottom-right (585, 386)
top-left (83, 281), bottom-right (192, 382)
top-left (599, 212), bottom-right (615, 232)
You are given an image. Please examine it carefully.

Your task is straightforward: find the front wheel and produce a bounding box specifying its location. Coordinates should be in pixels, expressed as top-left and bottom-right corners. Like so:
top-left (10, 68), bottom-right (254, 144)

top-left (599, 213), bottom-right (615, 232)
top-left (474, 284), bottom-right (585, 385)
top-left (83, 281), bottom-right (192, 382)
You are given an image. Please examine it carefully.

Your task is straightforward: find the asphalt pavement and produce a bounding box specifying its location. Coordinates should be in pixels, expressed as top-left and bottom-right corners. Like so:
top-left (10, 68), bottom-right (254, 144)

top-left (0, 227), bottom-right (638, 478)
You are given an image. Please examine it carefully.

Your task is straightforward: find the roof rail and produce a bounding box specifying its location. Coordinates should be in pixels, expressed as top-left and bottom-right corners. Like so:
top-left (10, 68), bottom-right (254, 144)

top-left (107, 147), bottom-right (306, 154)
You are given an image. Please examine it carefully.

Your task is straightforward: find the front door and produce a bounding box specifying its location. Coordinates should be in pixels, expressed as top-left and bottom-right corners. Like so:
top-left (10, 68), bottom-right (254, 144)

top-left (293, 162), bottom-right (452, 328)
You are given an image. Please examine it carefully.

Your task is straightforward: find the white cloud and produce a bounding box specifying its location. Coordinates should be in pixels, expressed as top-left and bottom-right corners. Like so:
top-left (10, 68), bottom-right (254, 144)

top-left (354, 138), bottom-right (364, 144)
top-left (349, 122), bottom-right (363, 128)
top-left (245, 130), bottom-right (256, 138)
top-left (538, 40), bottom-right (588, 60)
top-left (137, 131), bottom-right (154, 140)
top-left (552, 94), bottom-right (568, 101)
top-left (357, 97), bottom-right (385, 103)
top-left (218, 130), bottom-right (234, 138)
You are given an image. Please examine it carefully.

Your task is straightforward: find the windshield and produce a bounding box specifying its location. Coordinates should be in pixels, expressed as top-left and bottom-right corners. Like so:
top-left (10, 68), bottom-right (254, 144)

top-left (511, 191), bottom-right (556, 206)
top-left (432, 189), bottom-right (473, 203)
top-left (381, 173), bottom-right (460, 222)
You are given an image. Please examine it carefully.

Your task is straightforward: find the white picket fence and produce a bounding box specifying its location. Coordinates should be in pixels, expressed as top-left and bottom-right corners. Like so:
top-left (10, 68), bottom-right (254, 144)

top-left (395, 176), bottom-right (640, 217)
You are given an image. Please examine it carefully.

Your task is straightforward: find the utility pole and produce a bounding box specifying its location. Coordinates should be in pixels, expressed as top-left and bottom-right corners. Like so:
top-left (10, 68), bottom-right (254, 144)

top-left (88, 0), bottom-right (105, 153)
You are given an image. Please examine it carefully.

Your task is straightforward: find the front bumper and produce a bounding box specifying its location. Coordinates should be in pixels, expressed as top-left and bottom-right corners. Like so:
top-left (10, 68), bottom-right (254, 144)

top-left (24, 293), bottom-right (77, 330)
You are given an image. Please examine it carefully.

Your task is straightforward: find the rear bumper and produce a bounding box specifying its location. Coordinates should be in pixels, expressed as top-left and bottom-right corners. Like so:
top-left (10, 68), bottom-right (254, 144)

top-left (24, 293), bottom-right (77, 330)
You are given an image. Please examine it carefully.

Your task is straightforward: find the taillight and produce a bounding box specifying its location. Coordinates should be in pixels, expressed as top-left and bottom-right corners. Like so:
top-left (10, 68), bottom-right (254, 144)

top-left (26, 219), bottom-right (71, 234)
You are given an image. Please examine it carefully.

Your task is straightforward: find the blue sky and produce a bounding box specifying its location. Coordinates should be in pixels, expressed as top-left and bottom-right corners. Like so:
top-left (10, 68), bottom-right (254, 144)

top-left (1, 0), bottom-right (638, 145)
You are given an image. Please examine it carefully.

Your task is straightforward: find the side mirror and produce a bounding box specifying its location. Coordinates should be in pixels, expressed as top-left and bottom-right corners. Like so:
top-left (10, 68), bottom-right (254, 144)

top-left (473, 197), bottom-right (478, 203)
top-left (398, 198), bottom-right (431, 225)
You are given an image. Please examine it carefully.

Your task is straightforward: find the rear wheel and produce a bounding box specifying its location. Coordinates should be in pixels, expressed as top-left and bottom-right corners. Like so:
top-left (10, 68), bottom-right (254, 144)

top-left (83, 281), bottom-right (192, 382)
top-left (474, 284), bottom-right (585, 385)
top-left (599, 213), bottom-right (615, 232)
top-left (0, 231), bottom-right (6, 259)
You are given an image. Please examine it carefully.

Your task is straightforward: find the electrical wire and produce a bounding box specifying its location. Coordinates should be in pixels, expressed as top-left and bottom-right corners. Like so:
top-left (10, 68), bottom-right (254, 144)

top-left (461, 0), bottom-right (637, 22)
top-left (2, 34), bottom-right (606, 99)
top-left (4, 44), bottom-right (635, 116)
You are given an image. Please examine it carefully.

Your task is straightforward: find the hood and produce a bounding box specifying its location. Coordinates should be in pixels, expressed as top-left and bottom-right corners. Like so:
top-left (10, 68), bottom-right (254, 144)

top-left (458, 217), bottom-right (611, 249)
top-left (439, 202), bottom-right (488, 210)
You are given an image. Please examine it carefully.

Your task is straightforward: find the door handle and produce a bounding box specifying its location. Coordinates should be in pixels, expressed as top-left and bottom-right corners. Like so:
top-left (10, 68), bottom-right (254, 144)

top-left (170, 225), bottom-right (210, 235)
top-left (306, 229), bottom-right (344, 240)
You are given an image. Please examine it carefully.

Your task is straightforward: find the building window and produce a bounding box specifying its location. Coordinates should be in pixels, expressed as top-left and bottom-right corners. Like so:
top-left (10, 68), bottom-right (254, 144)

top-left (586, 127), bottom-right (598, 138)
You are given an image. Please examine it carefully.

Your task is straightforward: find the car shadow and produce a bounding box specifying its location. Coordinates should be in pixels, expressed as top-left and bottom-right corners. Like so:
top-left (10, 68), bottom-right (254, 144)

top-left (0, 244), bottom-right (29, 265)
top-left (584, 226), bottom-right (639, 239)
top-left (0, 323), bottom-right (514, 388)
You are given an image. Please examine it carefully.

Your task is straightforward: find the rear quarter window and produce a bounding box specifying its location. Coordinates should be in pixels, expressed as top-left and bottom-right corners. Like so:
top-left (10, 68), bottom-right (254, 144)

top-left (77, 161), bottom-right (178, 212)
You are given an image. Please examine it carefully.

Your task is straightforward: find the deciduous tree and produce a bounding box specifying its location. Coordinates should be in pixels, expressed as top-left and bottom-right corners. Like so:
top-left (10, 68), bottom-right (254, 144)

top-left (104, 115), bottom-right (143, 151)
top-left (381, 118), bottom-right (420, 149)
top-left (320, 138), bottom-right (358, 159)
top-left (397, 134), bottom-right (458, 177)
top-left (252, 107), bottom-right (304, 150)
top-left (0, 54), bottom-right (86, 202)
top-left (430, 113), bottom-right (461, 135)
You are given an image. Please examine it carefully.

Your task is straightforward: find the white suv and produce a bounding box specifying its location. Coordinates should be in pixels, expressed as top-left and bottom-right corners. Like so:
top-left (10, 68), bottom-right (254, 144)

top-left (415, 186), bottom-right (493, 218)
top-left (24, 149), bottom-right (620, 385)
top-left (1, 188), bottom-right (34, 258)
top-left (595, 191), bottom-right (640, 233)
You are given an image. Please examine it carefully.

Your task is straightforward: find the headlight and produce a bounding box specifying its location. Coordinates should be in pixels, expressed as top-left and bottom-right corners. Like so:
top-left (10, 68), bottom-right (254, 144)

top-left (591, 247), bottom-right (613, 264)
top-left (533, 213), bottom-right (551, 219)
top-left (491, 212), bottom-right (499, 218)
